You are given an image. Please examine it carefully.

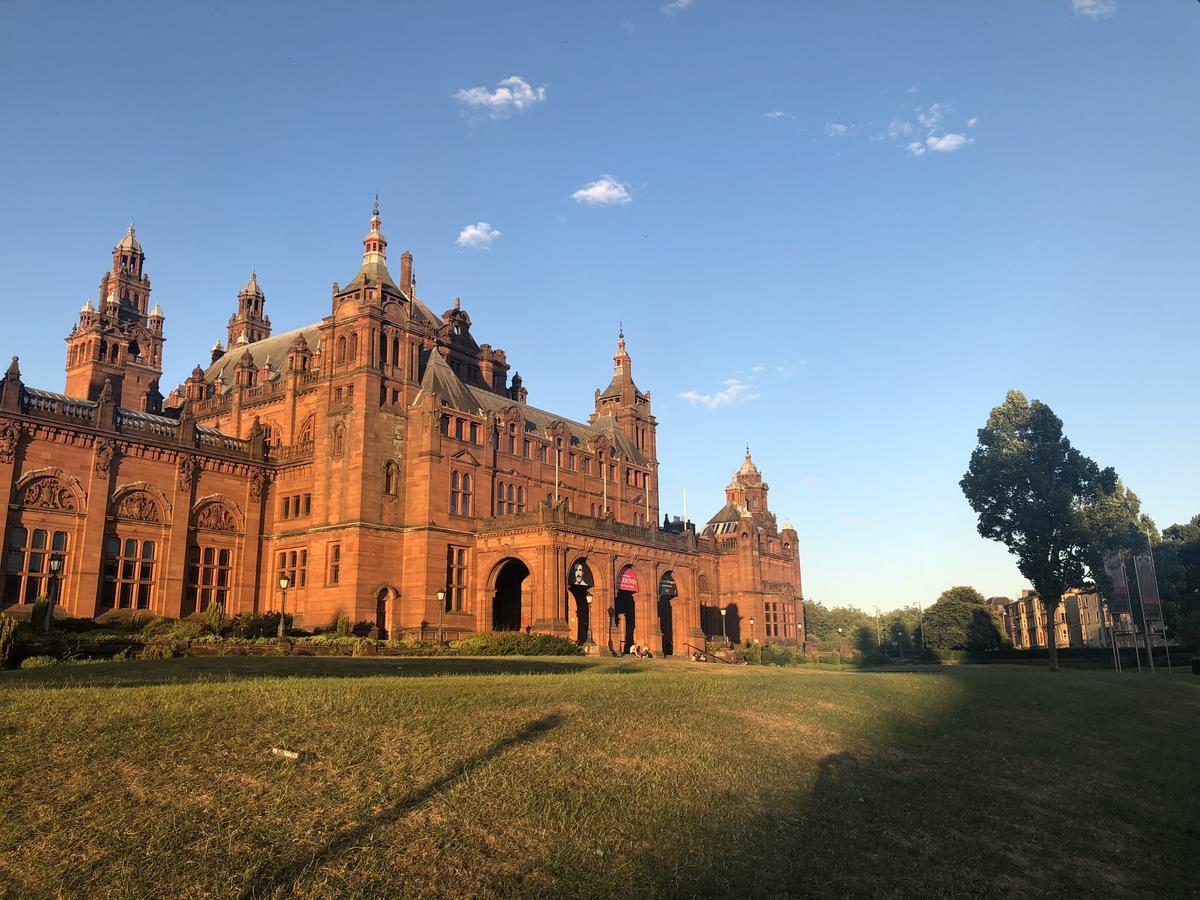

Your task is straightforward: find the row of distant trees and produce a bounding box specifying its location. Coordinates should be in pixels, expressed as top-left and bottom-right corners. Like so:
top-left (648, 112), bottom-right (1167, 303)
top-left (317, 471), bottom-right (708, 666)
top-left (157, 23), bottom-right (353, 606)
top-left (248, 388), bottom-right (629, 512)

top-left (803, 586), bottom-right (1004, 655)
top-left (803, 391), bottom-right (1200, 670)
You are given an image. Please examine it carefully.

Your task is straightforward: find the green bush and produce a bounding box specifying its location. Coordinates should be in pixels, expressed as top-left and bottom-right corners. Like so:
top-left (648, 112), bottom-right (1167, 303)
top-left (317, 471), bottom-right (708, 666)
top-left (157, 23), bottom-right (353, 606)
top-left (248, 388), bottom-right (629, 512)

top-left (204, 601), bottom-right (225, 634)
top-left (53, 616), bottom-right (106, 634)
top-left (335, 614), bottom-right (351, 637)
top-left (753, 644), bottom-right (806, 666)
top-left (229, 613), bottom-right (292, 639)
top-left (30, 597), bottom-right (51, 634)
top-left (138, 642), bottom-right (177, 660)
top-left (450, 631), bottom-right (584, 657)
top-left (19, 655), bottom-right (58, 669)
top-left (0, 614), bottom-right (18, 669)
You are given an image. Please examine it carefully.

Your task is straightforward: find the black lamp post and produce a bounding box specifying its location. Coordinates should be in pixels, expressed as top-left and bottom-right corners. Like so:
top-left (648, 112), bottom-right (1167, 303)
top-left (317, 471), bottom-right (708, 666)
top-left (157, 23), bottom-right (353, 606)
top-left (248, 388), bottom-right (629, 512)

top-left (436, 587), bottom-right (446, 645)
top-left (584, 591), bottom-right (594, 646)
top-left (277, 573), bottom-right (291, 641)
top-left (720, 606), bottom-right (728, 644)
top-left (46, 556), bottom-right (63, 633)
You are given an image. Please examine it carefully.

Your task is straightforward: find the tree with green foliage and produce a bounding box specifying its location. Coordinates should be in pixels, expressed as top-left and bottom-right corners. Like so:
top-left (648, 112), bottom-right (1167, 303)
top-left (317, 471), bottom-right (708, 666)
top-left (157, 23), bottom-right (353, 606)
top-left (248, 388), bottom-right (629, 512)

top-left (0, 614), bottom-right (18, 669)
top-left (923, 586), bottom-right (1002, 651)
top-left (1156, 514), bottom-right (1200, 635)
top-left (961, 391), bottom-right (1117, 671)
top-left (204, 601), bottom-right (225, 634)
top-left (802, 599), bottom-right (874, 643)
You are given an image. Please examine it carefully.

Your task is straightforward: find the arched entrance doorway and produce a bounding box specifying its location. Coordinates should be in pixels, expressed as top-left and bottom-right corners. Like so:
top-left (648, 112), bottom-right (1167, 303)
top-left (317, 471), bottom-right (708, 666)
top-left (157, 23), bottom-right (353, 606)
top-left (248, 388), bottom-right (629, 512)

top-left (614, 565), bottom-right (639, 654)
top-left (657, 571), bottom-right (677, 656)
top-left (492, 559), bottom-right (529, 631)
top-left (567, 558), bottom-right (594, 645)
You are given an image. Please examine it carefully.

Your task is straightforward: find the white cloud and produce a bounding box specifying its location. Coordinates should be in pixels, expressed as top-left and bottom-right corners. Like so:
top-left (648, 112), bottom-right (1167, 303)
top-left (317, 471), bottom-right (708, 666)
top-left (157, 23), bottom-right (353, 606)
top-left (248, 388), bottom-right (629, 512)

top-left (677, 378), bottom-right (757, 409)
top-left (916, 102), bottom-right (950, 129)
top-left (571, 175), bottom-right (631, 206)
top-left (456, 222), bottom-right (502, 249)
top-left (907, 84), bottom-right (920, 94)
top-left (453, 76), bottom-right (546, 119)
top-left (967, 116), bottom-right (979, 127)
top-left (1071, 0), bottom-right (1116, 18)
top-left (660, 0), bottom-right (694, 14)
top-left (906, 141), bottom-right (926, 157)
top-left (764, 110), bottom-right (791, 119)
top-left (825, 122), bottom-right (854, 137)
top-left (880, 120), bottom-right (913, 140)
top-left (925, 132), bottom-right (972, 153)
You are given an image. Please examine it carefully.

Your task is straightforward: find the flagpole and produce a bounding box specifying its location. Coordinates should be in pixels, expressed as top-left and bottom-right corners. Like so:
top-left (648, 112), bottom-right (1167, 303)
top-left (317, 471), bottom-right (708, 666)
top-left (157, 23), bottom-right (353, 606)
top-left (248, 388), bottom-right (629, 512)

top-left (1131, 551), bottom-right (1155, 674)
top-left (1143, 528), bottom-right (1172, 672)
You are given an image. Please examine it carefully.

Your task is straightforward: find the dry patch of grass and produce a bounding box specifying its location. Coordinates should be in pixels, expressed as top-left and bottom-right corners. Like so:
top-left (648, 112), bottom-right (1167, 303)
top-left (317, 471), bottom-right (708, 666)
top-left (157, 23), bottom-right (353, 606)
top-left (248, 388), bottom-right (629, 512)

top-left (0, 658), bottom-right (1196, 898)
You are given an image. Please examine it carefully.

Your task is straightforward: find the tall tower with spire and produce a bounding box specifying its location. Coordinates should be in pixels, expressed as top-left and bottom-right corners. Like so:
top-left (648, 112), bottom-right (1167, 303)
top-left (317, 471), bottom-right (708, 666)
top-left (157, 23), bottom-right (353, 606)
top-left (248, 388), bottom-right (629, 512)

top-left (65, 224), bottom-right (165, 410)
top-left (226, 269), bottom-right (272, 346)
top-left (591, 326), bottom-right (657, 461)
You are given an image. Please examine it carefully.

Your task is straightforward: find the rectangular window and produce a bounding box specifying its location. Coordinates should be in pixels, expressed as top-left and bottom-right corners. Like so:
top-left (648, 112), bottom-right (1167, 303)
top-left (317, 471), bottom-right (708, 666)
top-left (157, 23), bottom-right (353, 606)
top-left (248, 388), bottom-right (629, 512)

top-left (101, 536), bottom-right (156, 610)
top-left (469, 422), bottom-right (479, 444)
top-left (568, 453), bottom-right (576, 472)
top-left (455, 419), bottom-right (464, 440)
top-left (583, 457), bottom-right (592, 475)
top-left (335, 387), bottom-right (343, 403)
top-left (328, 544), bottom-right (341, 584)
top-left (538, 445), bottom-right (548, 463)
top-left (280, 497), bottom-right (290, 520)
top-left (440, 415), bottom-right (450, 436)
top-left (277, 548), bottom-right (308, 589)
top-left (186, 545), bottom-right (231, 614)
top-left (523, 439), bottom-right (531, 459)
top-left (4, 527), bottom-right (69, 605)
top-left (446, 545), bottom-right (467, 612)
top-left (303, 493), bottom-right (312, 516)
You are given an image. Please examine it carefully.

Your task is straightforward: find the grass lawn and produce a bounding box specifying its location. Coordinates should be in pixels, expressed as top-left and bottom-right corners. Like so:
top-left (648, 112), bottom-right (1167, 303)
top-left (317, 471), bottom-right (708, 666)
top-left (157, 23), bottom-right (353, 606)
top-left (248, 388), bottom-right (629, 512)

top-left (1, 658), bottom-right (1196, 899)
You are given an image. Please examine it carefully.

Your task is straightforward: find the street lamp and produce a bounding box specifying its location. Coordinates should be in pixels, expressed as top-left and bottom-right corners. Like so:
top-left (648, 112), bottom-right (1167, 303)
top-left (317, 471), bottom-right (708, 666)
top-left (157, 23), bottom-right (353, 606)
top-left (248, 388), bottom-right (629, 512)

top-left (436, 587), bottom-right (447, 645)
top-left (749, 616), bottom-right (757, 643)
top-left (720, 607), bottom-right (728, 644)
top-left (277, 573), bottom-right (291, 641)
top-left (46, 556), bottom-right (63, 633)
top-left (584, 591), bottom-right (594, 645)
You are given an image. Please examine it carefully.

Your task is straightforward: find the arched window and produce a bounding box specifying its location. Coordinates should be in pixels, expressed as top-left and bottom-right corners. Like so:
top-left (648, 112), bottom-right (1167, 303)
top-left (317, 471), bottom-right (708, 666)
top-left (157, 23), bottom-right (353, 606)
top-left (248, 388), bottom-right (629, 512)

top-left (336, 336), bottom-right (346, 363)
top-left (496, 481), bottom-right (506, 515)
top-left (349, 332), bottom-right (359, 361)
top-left (450, 472), bottom-right (461, 515)
top-left (507, 423), bottom-right (517, 454)
top-left (384, 461), bottom-right (399, 495)
top-left (461, 473), bottom-right (472, 515)
top-left (299, 416), bottom-right (314, 443)
top-left (516, 486), bottom-right (525, 513)
top-left (506, 484), bottom-right (515, 513)
top-left (100, 536), bottom-right (156, 610)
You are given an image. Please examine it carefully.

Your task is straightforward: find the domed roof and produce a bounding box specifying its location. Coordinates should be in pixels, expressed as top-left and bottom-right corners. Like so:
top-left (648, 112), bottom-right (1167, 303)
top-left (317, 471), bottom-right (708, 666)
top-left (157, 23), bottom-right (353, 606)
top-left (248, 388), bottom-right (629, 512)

top-left (81, 297), bottom-right (94, 314)
top-left (117, 222), bottom-right (141, 252)
top-left (241, 269), bottom-right (263, 297)
top-left (149, 303), bottom-right (163, 317)
top-left (738, 448), bottom-right (760, 477)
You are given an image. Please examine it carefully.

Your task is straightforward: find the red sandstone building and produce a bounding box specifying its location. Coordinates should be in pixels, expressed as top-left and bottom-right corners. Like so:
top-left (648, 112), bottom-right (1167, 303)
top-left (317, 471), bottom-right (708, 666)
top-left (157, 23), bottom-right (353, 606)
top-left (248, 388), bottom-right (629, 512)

top-left (0, 207), bottom-right (804, 655)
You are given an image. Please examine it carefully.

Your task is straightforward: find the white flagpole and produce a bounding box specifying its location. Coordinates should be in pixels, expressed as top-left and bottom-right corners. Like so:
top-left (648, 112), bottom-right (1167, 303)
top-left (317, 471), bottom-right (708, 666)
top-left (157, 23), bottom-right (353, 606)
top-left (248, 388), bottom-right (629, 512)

top-left (1143, 528), bottom-right (1172, 672)
top-left (1131, 552), bottom-right (1155, 674)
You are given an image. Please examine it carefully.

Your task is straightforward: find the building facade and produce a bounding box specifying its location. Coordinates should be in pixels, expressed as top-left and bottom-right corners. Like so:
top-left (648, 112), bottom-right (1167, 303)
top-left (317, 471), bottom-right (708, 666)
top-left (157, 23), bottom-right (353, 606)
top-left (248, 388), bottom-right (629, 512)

top-left (0, 207), bottom-right (804, 656)
top-left (1002, 589), bottom-right (1111, 650)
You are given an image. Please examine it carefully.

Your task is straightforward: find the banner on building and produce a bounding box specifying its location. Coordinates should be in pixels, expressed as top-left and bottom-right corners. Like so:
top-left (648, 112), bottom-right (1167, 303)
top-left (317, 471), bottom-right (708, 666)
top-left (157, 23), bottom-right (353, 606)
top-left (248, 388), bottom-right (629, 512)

top-left (658, 572), bottom-right (677, 598)
top-left (618, 566), bottom-right (639, 593)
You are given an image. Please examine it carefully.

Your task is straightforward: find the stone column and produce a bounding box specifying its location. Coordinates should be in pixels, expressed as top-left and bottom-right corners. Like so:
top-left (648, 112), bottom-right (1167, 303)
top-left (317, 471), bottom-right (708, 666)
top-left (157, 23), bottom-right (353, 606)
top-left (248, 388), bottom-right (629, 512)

top-left (161, 454), bottom-right (195, 619)
top-left (73, 438), bottom-right (118, 619)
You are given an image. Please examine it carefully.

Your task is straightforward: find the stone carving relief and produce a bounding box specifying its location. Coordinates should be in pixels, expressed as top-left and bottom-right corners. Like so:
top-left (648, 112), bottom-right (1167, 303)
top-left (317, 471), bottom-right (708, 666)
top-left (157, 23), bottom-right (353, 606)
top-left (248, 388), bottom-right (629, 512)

top-left (115, 491), bottom-right (162, 524)
top-left (21, 477), bottom-right (77, 512)
top-left (177, 455), bottom-right (197, 490)
top-left (250, 468), bottom-right (270, 503)
top-left (194, 502), bottom-right (237, 532)
top-left (94, 439), bottom-right (116, 475)
top-left (0, 419), bottom-right (21, 464)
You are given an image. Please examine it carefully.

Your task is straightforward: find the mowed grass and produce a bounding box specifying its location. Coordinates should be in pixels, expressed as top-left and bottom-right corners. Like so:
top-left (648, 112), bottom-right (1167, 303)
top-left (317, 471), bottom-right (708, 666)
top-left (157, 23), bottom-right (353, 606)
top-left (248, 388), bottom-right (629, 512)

top-left (1, 658), bottom-right (1197, 899)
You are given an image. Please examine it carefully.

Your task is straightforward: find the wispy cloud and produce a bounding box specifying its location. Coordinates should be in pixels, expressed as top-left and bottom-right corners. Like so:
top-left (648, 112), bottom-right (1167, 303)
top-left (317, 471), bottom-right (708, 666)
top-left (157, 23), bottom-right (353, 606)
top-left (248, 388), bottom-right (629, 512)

top-left (571, 175), bottom-right (631, 206)
top-left (925, 133), bottom-right (972, 153)
top-left (456, 222), bottom-right (502, 249)
top-left (825, 122), bottom-right (855, 137)
top-left (677, 378), bottom-right (758, 409)
top-left (967, 116), bottom-right (979, 127)
top-left (916, 102), bottom-right (950, 129)
top-left (660, 0), bottom-right (694, 14)
top-left (764, 110), bottom-right (791, 119)
top-left (1071, 0), bottom-right (1116, 18)
top-left (454, 76), bottom-right (546, 119)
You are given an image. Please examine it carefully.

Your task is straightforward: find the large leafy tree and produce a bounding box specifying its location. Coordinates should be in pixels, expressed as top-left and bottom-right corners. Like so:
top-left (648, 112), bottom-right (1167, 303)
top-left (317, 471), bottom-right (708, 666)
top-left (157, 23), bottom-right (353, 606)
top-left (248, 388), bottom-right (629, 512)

top-left (961, 391), bottom-right (1116, 671)
top-left (923, 586), bottom-right (1002, 651)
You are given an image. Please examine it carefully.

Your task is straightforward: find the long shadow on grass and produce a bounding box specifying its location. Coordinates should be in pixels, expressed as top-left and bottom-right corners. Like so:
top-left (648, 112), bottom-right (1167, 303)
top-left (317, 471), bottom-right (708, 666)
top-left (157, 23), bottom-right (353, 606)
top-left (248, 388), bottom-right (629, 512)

top-left (241, 711), bottom-right (567, 899)
top-left (0, 655), bottom-right (617, 689)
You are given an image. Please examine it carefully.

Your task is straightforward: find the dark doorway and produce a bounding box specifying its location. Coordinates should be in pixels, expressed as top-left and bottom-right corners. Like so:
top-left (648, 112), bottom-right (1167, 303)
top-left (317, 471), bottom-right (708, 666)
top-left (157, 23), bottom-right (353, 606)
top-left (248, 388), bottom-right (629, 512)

top-left (614, 590), bottom-right (636, 654)
top-left (567, 558), bottom-right (594, 645)
top-left (657, 597), bottom-right (674, 655)
top-left (493, 559), bottom-right (529, 631)
top-left (375, 588), bottom-right (389, 639)
top-left (658, 571), bottom-right (677, 656)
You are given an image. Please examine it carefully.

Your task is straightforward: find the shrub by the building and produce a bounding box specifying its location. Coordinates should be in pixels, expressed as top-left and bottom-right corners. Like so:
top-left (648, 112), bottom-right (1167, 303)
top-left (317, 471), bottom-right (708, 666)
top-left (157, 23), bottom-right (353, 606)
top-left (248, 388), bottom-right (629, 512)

top-left (450, 631), bottom-right (584, 657)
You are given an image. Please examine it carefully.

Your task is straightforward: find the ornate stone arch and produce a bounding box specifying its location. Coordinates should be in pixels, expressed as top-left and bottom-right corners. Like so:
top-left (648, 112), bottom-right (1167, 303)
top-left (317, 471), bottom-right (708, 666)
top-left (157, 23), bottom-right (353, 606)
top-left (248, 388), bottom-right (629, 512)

top-left (111, 481), bottom-right (171, 524)
top-left (191, 495), bottom-right (245, 533)
top-left (14, 467), bottom-right (86, 513)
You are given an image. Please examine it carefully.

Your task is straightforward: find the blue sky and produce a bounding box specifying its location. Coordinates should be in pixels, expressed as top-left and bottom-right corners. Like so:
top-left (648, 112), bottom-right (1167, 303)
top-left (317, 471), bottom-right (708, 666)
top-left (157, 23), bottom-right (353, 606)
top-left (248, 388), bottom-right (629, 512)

top-left (1, 1), bottom-right (1197, 611)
